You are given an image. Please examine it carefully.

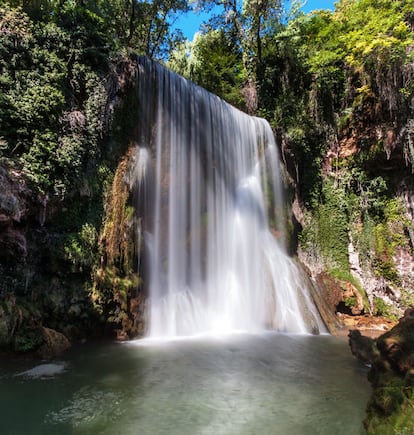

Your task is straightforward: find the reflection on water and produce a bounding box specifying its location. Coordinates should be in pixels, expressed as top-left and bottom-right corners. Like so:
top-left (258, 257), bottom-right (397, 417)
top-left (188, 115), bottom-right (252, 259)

top-left (0, 333), bottom-right (369, 435)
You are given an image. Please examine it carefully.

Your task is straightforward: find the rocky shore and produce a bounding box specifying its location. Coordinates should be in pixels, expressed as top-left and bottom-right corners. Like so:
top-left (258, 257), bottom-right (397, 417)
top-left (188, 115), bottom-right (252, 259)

top-left (349, 308), bottom-right (414, 434)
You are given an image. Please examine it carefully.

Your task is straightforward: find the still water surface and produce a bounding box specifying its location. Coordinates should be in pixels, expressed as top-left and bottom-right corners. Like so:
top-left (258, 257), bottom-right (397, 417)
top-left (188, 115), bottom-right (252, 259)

top-left (0, 333), bottom-right (369, 435)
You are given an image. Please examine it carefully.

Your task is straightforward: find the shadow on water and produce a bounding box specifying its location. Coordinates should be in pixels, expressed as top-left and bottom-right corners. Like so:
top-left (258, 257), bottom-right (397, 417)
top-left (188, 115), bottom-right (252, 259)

top-left (0, 333), bottom-right (369, 435)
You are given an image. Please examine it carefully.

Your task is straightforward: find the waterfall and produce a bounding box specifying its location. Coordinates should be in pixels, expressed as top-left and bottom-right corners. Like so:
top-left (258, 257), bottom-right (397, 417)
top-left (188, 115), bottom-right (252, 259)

top-left (134, 57), bottom-right (324, 337)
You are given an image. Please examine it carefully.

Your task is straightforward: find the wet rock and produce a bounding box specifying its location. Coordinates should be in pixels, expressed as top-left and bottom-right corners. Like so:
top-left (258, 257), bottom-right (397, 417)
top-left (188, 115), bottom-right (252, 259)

top-left (339, 313), bottom-right (396, 338)
top-left (402, 307), bottom-right (414, 321)
top-left (348, 329), bottom-right (379, 365)
top-left (115, 329), bottom-right (129, 341)
top-left (315, 272), bottom-right (343, 312)
top-left (376, 317), bottom-right (414, 374)
top-left (37, 327), bottom-right (71, 359)
top-left (1, 296), bottom-right (71, 358)
top-left (305, 272), bottom-right (343, 334)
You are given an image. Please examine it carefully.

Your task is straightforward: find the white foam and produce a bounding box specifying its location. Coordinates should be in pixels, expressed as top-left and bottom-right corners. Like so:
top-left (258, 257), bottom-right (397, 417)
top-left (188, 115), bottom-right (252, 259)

top-left (16, 363), bottom-right (67, 379)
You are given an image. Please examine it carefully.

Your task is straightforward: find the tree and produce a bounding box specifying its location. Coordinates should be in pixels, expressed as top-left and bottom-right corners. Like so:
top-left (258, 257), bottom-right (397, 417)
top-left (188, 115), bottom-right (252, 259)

top-left (335, 0), bottom-right (414, 122)
top-left (187, 29), bottom-right (244, 107)
top-left (242, 0), bottom-right (282, 78)
top-left (191, 0), bottom-right (242, 43)
top-left (107, 0), bottom-right (188, 59)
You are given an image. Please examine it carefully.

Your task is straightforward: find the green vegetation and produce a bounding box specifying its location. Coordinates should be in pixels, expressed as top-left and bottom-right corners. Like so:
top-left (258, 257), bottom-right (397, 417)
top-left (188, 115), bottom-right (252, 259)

top-left (0, 2), bottom-right (109, 194)
top-left (373, 297), bottom-right (398, 320)
top-left (0, 0), bottom-right (413, 350)
top-left (13, 325), bottom-right (43, 352)
top-left (0, 0), bottom-right (155, 345)
top-left (0, 2), bottom-right (412, 433)
top-left (169, 29), bottom-right (245, 108)
top-left (299, 178), bottom-right (350, 270)
top-left (364, 318), bottom-right (414, 433)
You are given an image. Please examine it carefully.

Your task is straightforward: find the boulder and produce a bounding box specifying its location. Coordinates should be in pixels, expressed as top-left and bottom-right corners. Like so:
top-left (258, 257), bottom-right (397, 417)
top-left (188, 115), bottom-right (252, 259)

top-left (37, 327), bottom-right (71, 360)
top-left (348, 329), bottom-right (379, 365)
top-left (376, 317), bottom-right (414, 374)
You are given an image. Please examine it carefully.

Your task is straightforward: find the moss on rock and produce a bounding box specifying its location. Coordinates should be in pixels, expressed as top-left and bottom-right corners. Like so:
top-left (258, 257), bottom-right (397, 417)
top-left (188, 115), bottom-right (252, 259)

top-left (92, 146), bottom-right (146, 339)
top-left (350, 311), bottom-right (414, 434)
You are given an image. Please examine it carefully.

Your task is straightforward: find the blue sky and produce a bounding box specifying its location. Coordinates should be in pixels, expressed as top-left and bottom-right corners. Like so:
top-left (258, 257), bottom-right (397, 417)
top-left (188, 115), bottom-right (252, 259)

top-left (174, 1), bottom-right (336, 41)
top-left (297, 0), bottom-right (336, 13)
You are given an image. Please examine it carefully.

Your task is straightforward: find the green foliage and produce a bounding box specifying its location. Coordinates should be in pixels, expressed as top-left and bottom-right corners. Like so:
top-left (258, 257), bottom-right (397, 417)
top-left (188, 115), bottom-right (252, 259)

top-left (0, 0), bottom-right (413, 345)
top-left (242, 0), bottom-right (282, 73)
top-left (401, 290), bottom-right (414, 310)
top-left (365, 369), bottom-right (414, 433)
top-left (349, 168), bottom-right (389, 219)
top-left (92, 266), bottom-right (140, 319)
top-left (353, 196), bottom-right (408, 285)
top-left (97, 0), bottom-right (188, 59)
top-left (336, 0), bottom-right (412, 67)
top-left (366, 397), bottom-right (414, 435)
top-left (0, 0), bottom-right (191, 344)
top-left (300, 178), bottom-right (350, 270)
top-left (177, 29), bottom-right (245, 107)
top-left (344, 296), bottom-right (356, 308)
top-left (0, 3), bottom-right (112, 194)
top-left (64, 223), bottom-right (99, 271)
top-left (246, 0), bottom-right (414, 218)
top-left (13, 326), bottom-right (43, 353)
top-left (373, 297), bottom-right (398, 320)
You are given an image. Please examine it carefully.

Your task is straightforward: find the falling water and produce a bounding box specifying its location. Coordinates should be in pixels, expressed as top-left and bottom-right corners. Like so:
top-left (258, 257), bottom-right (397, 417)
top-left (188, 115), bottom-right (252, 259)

top-left (134, 58), bottom-right (324, 337)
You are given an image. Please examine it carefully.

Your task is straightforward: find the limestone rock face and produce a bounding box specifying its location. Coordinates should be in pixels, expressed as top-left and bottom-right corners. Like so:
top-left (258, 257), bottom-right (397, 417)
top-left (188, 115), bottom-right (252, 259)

top-left (315, 272), bottom-right (365, 316)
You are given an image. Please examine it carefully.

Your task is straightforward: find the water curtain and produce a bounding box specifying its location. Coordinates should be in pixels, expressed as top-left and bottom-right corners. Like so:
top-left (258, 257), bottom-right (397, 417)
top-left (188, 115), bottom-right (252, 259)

top-left (133, 57), bottom-right (323, 337)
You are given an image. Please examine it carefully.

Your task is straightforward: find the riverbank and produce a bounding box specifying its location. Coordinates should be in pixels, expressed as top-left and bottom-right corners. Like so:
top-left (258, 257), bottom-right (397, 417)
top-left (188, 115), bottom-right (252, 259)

top-left (349, 309), bottom-right (414, 434)
top-left (336, 313), bottom-right (397, 338)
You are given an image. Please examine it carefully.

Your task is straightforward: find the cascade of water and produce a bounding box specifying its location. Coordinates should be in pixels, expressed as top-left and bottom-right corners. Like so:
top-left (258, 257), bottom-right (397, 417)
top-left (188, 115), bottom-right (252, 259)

top-left (135, 57), bottom-right (324, 337)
